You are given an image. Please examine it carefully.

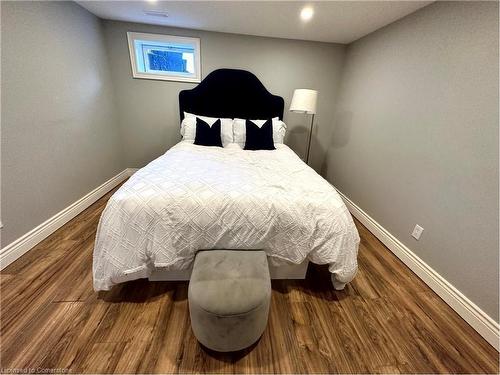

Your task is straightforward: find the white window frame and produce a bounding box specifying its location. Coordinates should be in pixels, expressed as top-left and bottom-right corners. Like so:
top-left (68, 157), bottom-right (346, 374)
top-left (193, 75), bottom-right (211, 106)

top-left (127, 32), bottom-right (201, 83)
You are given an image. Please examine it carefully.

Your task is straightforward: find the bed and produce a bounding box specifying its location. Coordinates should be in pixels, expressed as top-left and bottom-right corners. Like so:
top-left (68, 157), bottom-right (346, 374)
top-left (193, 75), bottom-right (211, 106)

top-left (93, 69), bottom-right (359, 291)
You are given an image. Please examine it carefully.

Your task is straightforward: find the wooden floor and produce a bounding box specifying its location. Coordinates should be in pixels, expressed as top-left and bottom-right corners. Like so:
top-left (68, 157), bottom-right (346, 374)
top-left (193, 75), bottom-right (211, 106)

top-left (1, 186), bottom-right (498, 374)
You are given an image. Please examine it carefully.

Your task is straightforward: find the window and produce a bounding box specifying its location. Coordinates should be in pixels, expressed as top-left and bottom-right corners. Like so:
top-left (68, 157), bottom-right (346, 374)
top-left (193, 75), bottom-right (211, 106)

top-left (127, 32), bottom-right (201, 83)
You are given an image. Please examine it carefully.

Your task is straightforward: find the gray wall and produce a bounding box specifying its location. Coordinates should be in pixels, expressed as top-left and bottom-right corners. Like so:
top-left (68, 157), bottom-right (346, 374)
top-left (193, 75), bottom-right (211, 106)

top-left (102, 20), bottom-right (346, 169)
top-left (326, 1), bottom-right (499, 320)
top-left (1, 1), bottom-right (123, 246)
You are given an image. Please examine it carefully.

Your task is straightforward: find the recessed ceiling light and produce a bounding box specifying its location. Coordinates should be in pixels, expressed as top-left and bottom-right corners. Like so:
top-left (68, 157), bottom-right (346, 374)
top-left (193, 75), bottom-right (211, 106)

top-left (300, 7), bottom-right (314, 22)
top-left (146, 0), bottom-right (158, 3)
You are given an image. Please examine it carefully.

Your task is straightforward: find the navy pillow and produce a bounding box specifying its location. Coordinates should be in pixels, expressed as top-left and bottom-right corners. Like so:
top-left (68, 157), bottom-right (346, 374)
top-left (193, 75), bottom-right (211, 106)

top-left (194, 117), bottom-right (223, 147)
top-left (244, 119), bottom-right (275, 150)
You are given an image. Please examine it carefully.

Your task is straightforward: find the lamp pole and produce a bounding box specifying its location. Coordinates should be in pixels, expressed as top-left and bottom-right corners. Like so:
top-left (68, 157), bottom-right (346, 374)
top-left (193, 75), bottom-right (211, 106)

top-left (305, 114), bottom-right (315, 164)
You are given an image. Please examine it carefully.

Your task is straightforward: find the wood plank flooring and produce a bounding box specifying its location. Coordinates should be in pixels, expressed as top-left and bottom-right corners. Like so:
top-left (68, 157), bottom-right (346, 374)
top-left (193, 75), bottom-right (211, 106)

top-left (1, 186), bottom-right (498, 373)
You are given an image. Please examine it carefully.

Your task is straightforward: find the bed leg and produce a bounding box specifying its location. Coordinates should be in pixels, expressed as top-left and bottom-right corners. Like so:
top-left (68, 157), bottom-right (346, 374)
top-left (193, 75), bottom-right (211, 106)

top-left (331, 274), bottom-right (347, 290)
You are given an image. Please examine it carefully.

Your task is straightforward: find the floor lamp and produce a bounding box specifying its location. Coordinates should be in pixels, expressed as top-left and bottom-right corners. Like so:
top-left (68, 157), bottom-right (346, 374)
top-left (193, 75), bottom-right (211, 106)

top-left (290, 89), bottom-right (318, 164)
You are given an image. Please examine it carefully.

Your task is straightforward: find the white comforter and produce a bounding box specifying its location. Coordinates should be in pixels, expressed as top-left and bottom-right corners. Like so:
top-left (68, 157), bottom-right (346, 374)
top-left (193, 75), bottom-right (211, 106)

top-left (93, 142), bottom-right (359, 291)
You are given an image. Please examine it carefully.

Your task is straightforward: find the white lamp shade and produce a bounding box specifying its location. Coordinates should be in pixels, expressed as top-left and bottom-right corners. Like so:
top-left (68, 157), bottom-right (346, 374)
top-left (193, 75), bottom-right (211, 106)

top-left (289, 89), bottom-right (318, 114)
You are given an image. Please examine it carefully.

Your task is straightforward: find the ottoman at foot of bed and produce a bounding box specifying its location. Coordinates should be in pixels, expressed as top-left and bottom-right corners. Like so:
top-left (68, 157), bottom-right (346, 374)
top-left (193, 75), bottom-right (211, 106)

top-left (188, 250), bottom-right (271, 352)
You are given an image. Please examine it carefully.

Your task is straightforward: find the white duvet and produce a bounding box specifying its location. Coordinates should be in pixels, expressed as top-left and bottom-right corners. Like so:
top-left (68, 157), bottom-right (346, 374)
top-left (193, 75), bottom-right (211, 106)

top-left (93, 142), bottom-right (359, 291)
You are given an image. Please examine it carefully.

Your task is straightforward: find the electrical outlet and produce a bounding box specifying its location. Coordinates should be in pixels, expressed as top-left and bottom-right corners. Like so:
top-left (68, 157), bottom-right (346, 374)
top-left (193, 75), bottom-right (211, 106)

top-left (412, 224), bottom-right (424, 240)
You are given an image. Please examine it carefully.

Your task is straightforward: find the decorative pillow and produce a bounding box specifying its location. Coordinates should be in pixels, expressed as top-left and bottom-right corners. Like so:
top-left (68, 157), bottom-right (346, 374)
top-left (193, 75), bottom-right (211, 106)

top-left (233, 117), bottom-right (286, 147)
top-left (194, 118), bottom-right (223, 147)
top-left (181, 112), bottom-right (233, 146)
top-left (244, 119), bottom-right (275, 150)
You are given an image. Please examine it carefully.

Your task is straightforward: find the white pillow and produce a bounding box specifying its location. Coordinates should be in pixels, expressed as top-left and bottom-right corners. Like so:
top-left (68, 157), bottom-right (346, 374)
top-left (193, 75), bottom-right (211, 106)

top-left (181, 112), bottom-right (234, 146)
top-left (233, 117), bottom-right (287, 146)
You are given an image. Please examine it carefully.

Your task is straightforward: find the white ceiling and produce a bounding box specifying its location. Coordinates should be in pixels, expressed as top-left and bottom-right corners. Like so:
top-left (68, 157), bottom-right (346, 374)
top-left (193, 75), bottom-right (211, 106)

top-left (78, 1), bottom-right (433, 44)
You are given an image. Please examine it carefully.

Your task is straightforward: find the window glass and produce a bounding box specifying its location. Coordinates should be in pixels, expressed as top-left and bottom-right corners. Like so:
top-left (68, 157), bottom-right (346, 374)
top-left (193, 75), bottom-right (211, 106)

top-left (128, 32), bottom-right (201, 83)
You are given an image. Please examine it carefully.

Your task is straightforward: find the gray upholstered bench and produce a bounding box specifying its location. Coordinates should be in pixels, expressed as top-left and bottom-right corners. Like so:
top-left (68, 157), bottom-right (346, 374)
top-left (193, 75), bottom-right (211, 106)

top-left (188, 250), bottom-right (271, 352)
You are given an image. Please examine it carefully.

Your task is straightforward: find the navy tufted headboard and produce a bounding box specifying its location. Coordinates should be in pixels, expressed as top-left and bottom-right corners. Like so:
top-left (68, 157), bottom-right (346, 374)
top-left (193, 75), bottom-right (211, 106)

top-left (179, 68), bottom-right (284, 121)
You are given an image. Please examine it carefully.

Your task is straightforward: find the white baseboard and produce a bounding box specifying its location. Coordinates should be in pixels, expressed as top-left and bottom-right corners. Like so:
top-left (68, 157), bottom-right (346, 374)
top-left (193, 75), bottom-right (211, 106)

top-left (0, 168), bottom-right (137, 270)
top-left (335, 188), bottom-right (499, 351)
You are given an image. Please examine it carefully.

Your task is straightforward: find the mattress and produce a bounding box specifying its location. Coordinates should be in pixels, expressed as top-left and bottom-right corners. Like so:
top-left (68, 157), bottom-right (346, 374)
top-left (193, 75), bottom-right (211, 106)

top-left (93, 142), bottom-right (360, 291)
